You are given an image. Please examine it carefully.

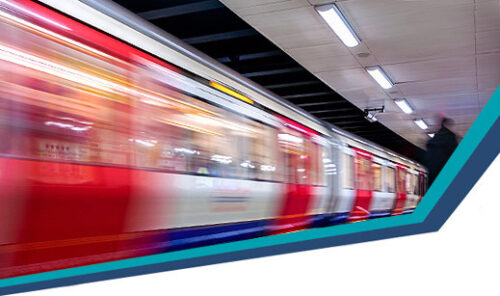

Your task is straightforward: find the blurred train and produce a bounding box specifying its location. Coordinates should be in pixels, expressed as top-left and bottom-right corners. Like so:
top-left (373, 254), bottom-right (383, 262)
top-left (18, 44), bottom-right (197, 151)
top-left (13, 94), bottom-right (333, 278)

top-left (0, 0), bottom-right (427, 278)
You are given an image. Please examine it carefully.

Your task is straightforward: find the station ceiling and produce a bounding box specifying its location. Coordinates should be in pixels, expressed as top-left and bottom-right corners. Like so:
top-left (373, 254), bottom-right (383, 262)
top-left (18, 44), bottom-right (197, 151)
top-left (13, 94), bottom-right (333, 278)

top-left (112, 0), bottom-right (436, 159)
top-left (220, 0), bottom-right (499, 150)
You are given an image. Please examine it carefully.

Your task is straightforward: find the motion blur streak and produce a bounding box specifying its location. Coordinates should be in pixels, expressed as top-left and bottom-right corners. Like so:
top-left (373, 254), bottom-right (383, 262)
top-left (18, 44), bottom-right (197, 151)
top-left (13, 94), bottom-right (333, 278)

top-left (0, 0), bottom-right (70, 30)
top-left (209, 81), bottom-right (254, 105)
top-left (0, 0), bottom-right (426, 279)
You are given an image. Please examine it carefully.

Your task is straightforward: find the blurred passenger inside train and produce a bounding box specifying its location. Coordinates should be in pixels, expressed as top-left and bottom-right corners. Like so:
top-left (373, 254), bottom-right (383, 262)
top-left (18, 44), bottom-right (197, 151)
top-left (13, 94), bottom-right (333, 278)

top-left (424, 116), bottom-right (458, 187)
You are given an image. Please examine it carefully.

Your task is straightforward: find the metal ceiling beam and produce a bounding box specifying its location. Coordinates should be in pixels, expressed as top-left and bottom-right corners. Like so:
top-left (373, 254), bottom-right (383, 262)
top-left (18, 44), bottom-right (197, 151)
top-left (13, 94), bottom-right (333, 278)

top-left (242, 67), bottom-right (303, 78)
top-left (332, 120), bottom-right (371, 126)
top-left (336, 128), bottom-right (372, 134)
top-left (282, 91), bottom-right (333, 100)
top-left (342, 126), bottom-right (374, 131)
top-left (318, 114), bottom-right (363, 120)
top-left (346, 130), bottom-right (392, 137)
top-left (264, 80), bottom-right (320, 89)
top-left (337, 121), bottom-right (370, 127)
top-left (309, 108), bottom-right (355, 114)
top-left (354, 130), bottom-right (395, 136)
top-left (296, 101), bottom-right (345, 107)
top-left (183, 29), bottom-right (257, 45)
top-left (216, 50), bottom-right (282, 63)
top-left (138, 0), bottom-right (224, 20)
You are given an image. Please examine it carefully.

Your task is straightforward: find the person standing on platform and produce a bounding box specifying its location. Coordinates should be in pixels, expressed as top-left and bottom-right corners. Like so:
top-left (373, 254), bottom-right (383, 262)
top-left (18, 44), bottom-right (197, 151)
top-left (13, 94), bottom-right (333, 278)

top-left (424, 116), bottom-right (458, 187)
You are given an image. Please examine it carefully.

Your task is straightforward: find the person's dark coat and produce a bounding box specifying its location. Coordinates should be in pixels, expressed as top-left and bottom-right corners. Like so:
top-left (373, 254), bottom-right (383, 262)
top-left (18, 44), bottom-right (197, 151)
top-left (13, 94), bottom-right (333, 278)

top-left (424, 126), bottom-right (458, 186)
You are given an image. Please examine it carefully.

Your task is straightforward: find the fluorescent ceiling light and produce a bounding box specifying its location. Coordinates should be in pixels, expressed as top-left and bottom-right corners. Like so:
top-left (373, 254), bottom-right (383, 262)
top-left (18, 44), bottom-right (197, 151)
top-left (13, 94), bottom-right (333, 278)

top-left (428, 133), bottom-right (435, 138)
top-left (414, 119), bottom-right (428, 130)
top-left (394, 98), bottom-right (414, 114)
top-left (315, 4), bottom-right (360, 47)
top-left (366, 66), bottom-right (393, 89)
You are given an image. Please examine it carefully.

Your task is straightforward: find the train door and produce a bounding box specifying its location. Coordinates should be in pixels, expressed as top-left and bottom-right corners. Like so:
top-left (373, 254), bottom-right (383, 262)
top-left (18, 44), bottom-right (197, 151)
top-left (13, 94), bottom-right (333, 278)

top-left (329, 147), bottom-right (355, 224)
top-left (403, 170), bottom-right (418, 213)
top-left (323, 136), bottom-right (344, 223)
top-left (392, 164), bottom-right (407, 215)
top-left (307, 135), bottom-right (333, 227)
top-left (273, 118), bottom-right (316, 233)
top-left (348, 148), bottom-right (373, 222)
top-left (418, 171), bottom-right (426, 202)
top-left (369, 158), bottom-right (394, 218)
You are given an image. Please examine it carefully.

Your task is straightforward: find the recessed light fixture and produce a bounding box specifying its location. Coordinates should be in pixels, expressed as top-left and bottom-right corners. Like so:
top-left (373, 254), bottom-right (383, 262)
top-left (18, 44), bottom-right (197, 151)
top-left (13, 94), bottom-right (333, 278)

top-left (394, 98), bottom-right (414, 114)
top-left (366, 66), bottom-right (393, 89)
top-left (315, 4), bottom-right (360, 47)
top-left (414, 118), bottom-right (428, 130)
top-left (428, 133), bottom-right (435, 138)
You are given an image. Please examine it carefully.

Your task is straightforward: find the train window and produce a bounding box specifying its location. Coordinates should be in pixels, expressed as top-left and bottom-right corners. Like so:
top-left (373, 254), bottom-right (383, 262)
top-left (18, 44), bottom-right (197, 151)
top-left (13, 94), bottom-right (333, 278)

top-left (412, 174), bottom-right (416, 195)
top-left (298, 145), bottom-right (310, 185)
top-left (409, 173), bottom-right (418, 195)
top-left (252, 124), bottom-right (279, 181)
top-left (343, 153), bottom-right (354, 189)
top-left (386, 167), bottom-right (396, 193)
top-left (318, 145), bottom-right (329, 186)
top-left (129, 72), bottom-right (237, 177)
top-left (184, 107), bottom-right (279, 180)
top-left (406, 172), bottom-right (413, 194)
top-left (420, 174), bottom-right (426, 196)
top-left (397, 168), bottom-right (406, 193)
top-left (0, 19), bottom-right (134, 166)
top-left (279, 127), bottom-right (309, 184)
top-left (372, 163), bottom-right (383, 191)
top-left (322, 146), bottom-right (336, 181)
top-left (413, 174), bottom-right (419, 195)
top-left (356, 156), bottom-right (371, 191)
top-left (309, 141), bottom-right (325, 186)
top-left (416, 175), bottom-right (420, 196)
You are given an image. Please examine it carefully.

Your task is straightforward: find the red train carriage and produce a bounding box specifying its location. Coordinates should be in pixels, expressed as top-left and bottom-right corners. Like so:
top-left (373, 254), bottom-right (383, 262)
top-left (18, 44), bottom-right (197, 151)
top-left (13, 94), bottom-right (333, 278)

top-left (0, 0), bottom-right (427, 279)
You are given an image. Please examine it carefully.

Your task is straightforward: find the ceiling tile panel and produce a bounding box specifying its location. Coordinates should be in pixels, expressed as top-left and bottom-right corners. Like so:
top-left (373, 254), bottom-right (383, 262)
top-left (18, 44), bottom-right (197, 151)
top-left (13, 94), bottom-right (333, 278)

top-left (363, 28), bottom-right (475, 65)
top-left (220, 0), bottom-right (285, 10)
top-left (479, 88), bottom-right (498, 107)
top-left (285, 43), bottom-right (358, 72)
top-left (475, 0), bottom-right (500, 32)
top-left (398, 76), bottom-right (477, 97)
top-left (316, 68), bottom-right (380, 91)
top-left (477, 52), bottom-right (500, 90)
top-left (232, 0), bottom-right (309, 17)
top-left (408, 93), bottom-right (479, 114)
top-left (339, 0), bottom-right (474, 39)
top-left (383, 56), bottom-right (476, 83)
top-left (243, 7), bottom-right (332, 49)
top-left (476, 28), bottom-right (500, 54)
